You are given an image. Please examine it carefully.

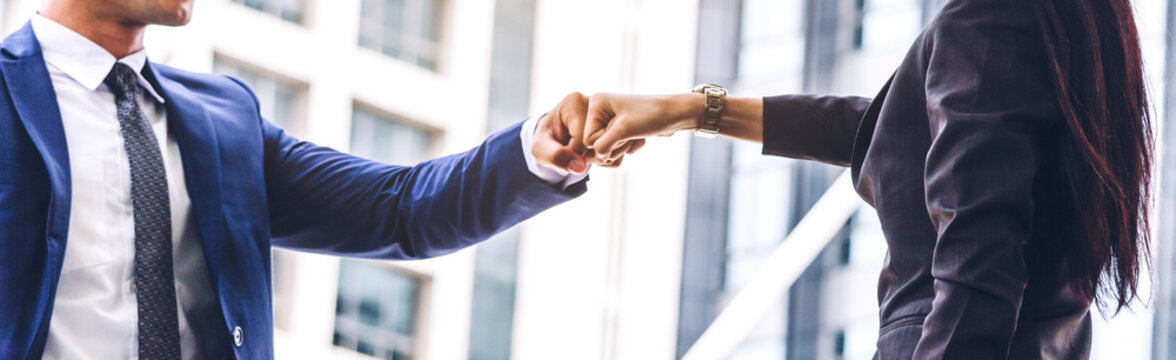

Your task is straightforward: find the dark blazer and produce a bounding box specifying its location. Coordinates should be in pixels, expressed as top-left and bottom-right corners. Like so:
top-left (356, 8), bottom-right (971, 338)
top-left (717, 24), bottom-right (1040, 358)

top-left (0, 23), bottom-right (584, 359)
top-left (762, 0), bottom-right (1090, 358)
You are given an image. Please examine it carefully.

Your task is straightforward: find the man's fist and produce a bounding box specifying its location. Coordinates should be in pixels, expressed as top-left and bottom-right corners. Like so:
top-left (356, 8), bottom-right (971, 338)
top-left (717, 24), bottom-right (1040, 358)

top-left (532, 92), bottom-right (590, 174)
top-left (533, 92), bottom-right (644, 173)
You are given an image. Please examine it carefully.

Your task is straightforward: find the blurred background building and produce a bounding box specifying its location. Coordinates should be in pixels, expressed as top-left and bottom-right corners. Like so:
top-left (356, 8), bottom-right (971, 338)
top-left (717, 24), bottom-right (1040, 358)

top-left (0, 0), bottom-right (1172, 359)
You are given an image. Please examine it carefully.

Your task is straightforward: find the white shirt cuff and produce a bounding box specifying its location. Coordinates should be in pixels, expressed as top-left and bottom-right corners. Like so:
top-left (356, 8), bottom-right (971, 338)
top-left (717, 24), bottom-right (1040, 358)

top-left (520, 115), bottom-right (590, 190)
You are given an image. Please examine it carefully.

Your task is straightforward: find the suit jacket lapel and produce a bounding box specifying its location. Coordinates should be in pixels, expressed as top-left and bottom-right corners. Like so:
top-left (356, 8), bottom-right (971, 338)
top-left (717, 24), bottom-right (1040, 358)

top-left (142, 63), bottom-right (226, 291)
top-left (0, 22), bottom-right (73, 356)
top-left (0, 23), bottom-right (71, 247)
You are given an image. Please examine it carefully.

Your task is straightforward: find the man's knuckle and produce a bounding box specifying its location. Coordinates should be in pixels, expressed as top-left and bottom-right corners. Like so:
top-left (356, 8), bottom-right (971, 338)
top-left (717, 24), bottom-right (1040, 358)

top-left (566, 91), bottom-right (585, 103)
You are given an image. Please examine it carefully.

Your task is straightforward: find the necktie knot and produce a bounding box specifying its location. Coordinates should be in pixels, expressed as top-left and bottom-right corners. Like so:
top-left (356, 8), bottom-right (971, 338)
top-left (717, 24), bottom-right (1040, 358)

top-left (104, 62), bottom-right (140, 99)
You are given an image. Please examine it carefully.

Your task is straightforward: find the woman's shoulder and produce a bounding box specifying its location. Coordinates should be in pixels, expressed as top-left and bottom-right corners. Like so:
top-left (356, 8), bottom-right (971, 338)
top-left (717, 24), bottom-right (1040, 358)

top-left (926, 0), bottom-right (1042, 42)
top-left (920, 0), bottom-right (1048, 70)
top-left (920, 0), bottom-right (1057, 113)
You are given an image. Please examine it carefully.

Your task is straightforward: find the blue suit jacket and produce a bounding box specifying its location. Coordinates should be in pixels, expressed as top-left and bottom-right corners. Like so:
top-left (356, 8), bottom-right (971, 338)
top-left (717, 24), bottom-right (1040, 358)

top-left (0, 23), bottom-right (585, 359)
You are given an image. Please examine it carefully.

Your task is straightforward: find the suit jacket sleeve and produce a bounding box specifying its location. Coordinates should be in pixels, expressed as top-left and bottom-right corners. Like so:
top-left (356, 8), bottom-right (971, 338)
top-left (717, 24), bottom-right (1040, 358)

top-left (761, 95), bottom-right (872, 167)
top-left (913, 5), bottom-right (1057, 358)
top-left (256, 108), bottom-right (586, 260)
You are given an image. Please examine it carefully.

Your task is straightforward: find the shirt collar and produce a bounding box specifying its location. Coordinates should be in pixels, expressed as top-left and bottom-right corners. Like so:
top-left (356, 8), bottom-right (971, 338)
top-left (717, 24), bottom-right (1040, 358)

top-left (29, 14), bottom-right (166, 103)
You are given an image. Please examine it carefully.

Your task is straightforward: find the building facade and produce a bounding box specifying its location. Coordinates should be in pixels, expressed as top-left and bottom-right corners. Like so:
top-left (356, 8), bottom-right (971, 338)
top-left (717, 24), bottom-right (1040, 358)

top-left (0, 0), bottom-right (1171, 359)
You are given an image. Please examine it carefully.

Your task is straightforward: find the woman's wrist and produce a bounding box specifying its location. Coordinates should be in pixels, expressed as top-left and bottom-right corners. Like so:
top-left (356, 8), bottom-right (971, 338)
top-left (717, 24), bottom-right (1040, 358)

top-left (720, 96), bottom-right (764, 143)
top-left (663, 93), bottom-right (706, 132)
top-left (666, 93), bottom-right (762, 142)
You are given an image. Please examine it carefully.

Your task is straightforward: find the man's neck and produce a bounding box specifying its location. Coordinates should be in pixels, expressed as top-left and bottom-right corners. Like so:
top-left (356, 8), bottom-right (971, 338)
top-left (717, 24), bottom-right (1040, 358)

top-left (38, 6), bottom-right (146, 59)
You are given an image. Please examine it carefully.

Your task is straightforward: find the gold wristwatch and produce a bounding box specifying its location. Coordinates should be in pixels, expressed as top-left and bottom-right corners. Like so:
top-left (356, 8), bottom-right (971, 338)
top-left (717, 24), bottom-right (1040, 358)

top-left (692, 83), bottom-right (726, 138)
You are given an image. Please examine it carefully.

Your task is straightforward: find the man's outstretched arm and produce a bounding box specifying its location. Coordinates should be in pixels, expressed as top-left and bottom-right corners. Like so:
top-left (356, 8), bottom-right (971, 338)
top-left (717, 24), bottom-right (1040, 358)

top-left (260, 93), bottom-right (593, 260)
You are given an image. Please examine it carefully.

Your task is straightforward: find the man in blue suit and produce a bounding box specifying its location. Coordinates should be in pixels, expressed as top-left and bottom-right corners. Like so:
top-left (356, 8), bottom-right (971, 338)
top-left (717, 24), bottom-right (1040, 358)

top-left (0, 0), bottom-right (629, 358)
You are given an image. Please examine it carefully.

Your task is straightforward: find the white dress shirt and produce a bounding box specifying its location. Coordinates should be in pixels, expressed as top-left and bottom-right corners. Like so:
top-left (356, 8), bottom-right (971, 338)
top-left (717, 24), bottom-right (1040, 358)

top-left (34, 15), bottom-right (216, 360)
top-left (32, 14), bottom-right (583, 360)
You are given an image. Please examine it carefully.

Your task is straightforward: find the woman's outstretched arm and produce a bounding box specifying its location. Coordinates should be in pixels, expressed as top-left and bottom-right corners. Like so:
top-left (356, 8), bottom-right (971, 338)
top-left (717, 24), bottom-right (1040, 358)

top-left (583, 91), bottom-right (871, 167)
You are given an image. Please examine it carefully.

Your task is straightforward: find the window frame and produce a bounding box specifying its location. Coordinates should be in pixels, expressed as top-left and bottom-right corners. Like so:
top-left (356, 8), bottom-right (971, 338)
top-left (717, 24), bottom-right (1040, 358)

top-left (347, 103), bottom-right (442, 165)
top-left (332, 260), bottom-right (432, 360)
top-left (356, 0), bottom-right (448, 72)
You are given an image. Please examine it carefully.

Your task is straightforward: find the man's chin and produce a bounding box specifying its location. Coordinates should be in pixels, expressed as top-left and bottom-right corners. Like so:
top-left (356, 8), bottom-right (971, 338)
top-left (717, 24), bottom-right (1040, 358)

top-left (152, 7), bottom-right (192, 26)
top-left (160, 17), bottom-right (192, 27)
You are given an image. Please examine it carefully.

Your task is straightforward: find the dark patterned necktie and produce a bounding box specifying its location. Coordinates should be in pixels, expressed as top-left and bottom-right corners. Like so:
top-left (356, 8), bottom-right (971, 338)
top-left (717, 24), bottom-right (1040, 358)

top-left (104, 62), bottom-right (182, 360)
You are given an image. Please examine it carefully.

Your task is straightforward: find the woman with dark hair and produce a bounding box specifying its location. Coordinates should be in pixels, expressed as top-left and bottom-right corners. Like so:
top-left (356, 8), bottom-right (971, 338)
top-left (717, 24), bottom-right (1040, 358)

top-left (570, 0), bottom-right (1154, 357)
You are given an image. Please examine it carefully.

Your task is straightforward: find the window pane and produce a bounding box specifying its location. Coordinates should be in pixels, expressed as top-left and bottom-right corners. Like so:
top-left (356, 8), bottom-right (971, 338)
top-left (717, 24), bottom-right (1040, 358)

top-left (349, 108), bottom-right (432, 165)
top-left (382, 38), bottom-right (403, 59)
top-left (357, 338), bottom-right (376, 356)
top-left (335, 261), bottom-right (421, 358)
top-left (359, 298), bottom-right (381, 326)
top-left (738, 0), bottom-right (805, 81)
top-left (852, 0), bottom-right (866, 50)
top-left (382, 0), bottom-right (405, 57)
top-left (390, 351), bottom-right (412, 360)
top-left (385, 0), bottom-right (406, 33)
top-left (241, 0), bottom-right (265, 11)
top-left (278, 0), bottom-right (302, 22)
top-left (270, 249), bottom-right (298, 329)
top-left (231, 0), bottom-right (304, 24)
top-left (393, 279), bottom-right (417, 334)
top-left (416, 0), bottom-right (440, 69)
top-left (419, 0), bottom-right (439, 42)
top-left (358, 0), bottom-right (441, 71)
top-left (359, 0), bottom-right (385, 49)
top-left (416, 56), bottom-right (436, 71)
top-left (272, 85), bottom-right (297, 130)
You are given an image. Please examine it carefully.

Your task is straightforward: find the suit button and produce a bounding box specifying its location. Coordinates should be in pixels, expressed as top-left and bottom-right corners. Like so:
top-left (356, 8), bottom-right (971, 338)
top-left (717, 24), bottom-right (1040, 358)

top-left (233, 326), bottom-right (243, 347)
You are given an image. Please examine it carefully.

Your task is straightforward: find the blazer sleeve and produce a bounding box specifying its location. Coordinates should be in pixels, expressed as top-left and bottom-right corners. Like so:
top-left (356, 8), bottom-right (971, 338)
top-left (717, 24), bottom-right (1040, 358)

top-left (256, 111), bottom-right (586, 260)
top-left (913, 5), bottom-right (1058, 358)
top-left (761, 95), bottom-right (872, 167)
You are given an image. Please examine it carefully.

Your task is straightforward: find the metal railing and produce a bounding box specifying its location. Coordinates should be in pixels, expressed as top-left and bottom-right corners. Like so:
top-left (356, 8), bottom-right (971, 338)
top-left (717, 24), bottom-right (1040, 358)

top-left (682, 170), bottom-right (863, 360)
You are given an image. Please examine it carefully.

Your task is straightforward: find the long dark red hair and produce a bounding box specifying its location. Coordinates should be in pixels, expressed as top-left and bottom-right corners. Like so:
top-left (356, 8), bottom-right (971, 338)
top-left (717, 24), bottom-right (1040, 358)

top-left (1032, 0), bottom-right (1154, 312)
